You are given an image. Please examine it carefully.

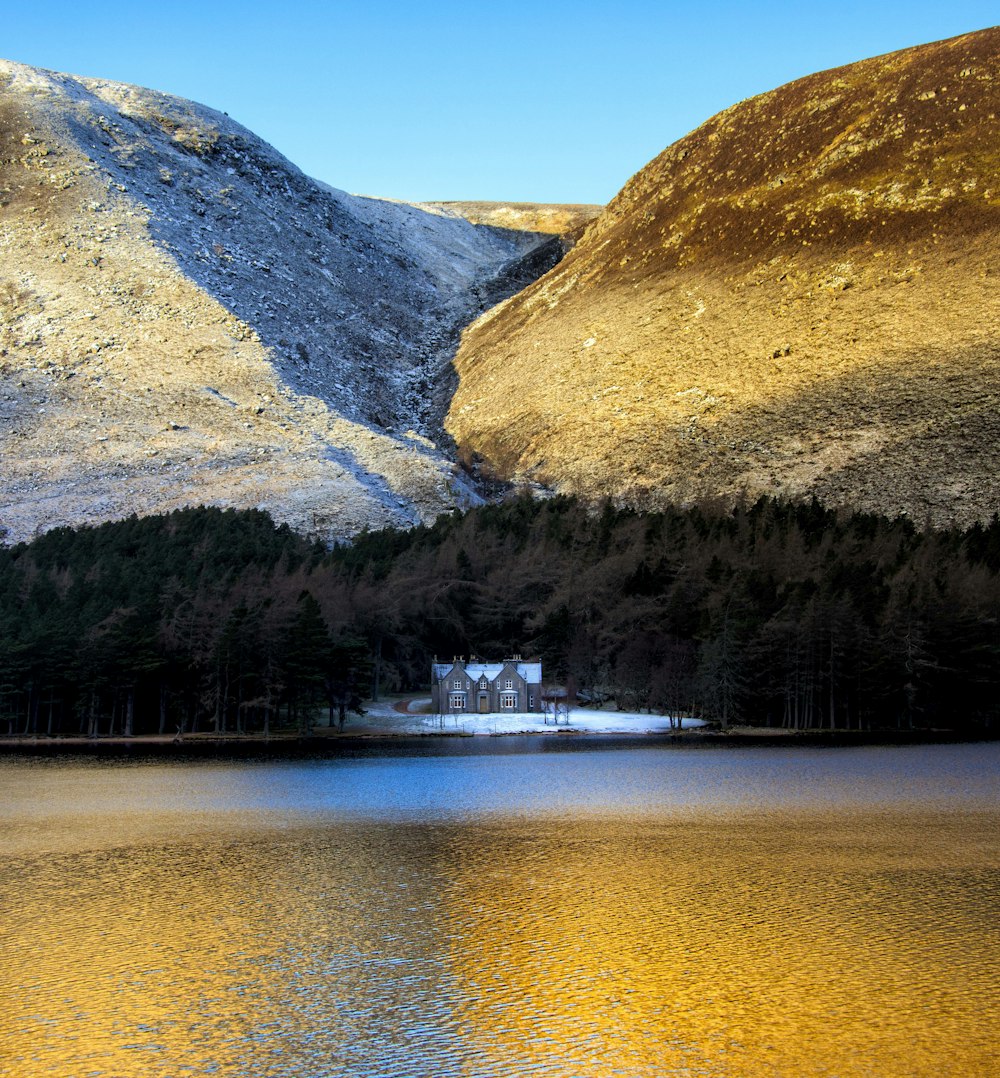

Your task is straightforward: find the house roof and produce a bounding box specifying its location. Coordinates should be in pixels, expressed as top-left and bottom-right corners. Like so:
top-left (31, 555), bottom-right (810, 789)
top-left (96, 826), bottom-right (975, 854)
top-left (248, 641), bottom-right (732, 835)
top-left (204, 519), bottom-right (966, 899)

top-left (433, 660), bottom-right (542, 683)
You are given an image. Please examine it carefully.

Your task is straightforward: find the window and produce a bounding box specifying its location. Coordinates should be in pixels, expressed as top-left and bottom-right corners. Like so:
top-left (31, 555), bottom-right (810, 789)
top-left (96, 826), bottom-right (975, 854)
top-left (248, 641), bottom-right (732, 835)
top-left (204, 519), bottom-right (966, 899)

top-left (500, 693), bottom-right (517, 710)
top-left (449, 693), bottom-right (466, 709)
top-left (505, 678), bottom-right (513, 689)
top-left (480, 678), bottom-right (488, 688)
top-left (529, 694), bottom-right (534, 708)
top-left (453, 679), bottom-right (462, 689)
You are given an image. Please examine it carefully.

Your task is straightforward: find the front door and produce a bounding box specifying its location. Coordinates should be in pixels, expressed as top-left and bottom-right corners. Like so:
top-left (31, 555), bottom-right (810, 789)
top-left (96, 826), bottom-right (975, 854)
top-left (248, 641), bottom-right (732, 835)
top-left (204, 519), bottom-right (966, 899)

top-left (479, 693), bottom-right (489, 713)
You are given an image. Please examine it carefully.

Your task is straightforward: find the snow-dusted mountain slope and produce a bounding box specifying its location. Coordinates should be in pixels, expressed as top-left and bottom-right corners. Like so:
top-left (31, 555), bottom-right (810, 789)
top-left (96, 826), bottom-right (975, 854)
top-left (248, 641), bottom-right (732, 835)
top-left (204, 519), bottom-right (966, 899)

top-left (0, 59), bottom-right (559, 542)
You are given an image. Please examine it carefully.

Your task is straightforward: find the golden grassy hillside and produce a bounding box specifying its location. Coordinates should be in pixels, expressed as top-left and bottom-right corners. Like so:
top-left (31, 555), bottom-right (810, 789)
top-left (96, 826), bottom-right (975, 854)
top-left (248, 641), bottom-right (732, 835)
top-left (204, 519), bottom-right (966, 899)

top-left (447, 28), bottom-right (1000, 524)
top-left (421, 201), bottom-right (602, 241)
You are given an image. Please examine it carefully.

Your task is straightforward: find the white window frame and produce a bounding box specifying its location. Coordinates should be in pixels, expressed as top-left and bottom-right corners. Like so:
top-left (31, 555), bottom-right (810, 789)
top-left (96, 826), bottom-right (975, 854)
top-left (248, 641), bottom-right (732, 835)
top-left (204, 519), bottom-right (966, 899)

top-left (500, 693), bottom-right (517, 710)
top-left (449, 693), bottom-right (466, 709)
top-left (453, 679), bottom-right (462, 689)
top-left (505, 678), bottom-right (513, 689)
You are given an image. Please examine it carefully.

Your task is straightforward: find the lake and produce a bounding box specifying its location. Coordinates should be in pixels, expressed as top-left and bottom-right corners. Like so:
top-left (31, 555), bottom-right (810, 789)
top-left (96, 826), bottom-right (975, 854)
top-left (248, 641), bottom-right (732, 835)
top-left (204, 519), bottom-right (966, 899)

top-left (1, 739), bottom-right (998, 1077)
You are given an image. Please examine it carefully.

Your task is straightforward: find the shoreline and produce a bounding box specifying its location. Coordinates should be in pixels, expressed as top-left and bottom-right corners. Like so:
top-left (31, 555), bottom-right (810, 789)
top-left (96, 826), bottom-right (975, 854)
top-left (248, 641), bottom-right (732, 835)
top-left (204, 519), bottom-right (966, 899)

top-left (0, 726), bottom-right (995, 756)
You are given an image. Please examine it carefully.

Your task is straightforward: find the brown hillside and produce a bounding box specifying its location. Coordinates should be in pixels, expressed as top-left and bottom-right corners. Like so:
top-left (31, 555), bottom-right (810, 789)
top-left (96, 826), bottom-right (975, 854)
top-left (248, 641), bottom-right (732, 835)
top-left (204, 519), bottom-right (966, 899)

top-left (447, 28), bottom-right (1000, 525)
top-left (420, 201), bottom-right (602, 243)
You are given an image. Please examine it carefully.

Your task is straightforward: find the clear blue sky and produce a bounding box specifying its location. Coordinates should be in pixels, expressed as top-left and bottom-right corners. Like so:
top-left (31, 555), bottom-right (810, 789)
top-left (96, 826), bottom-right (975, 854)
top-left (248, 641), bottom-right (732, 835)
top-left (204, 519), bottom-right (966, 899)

top-left (3, 1), bottom-right (996, 204)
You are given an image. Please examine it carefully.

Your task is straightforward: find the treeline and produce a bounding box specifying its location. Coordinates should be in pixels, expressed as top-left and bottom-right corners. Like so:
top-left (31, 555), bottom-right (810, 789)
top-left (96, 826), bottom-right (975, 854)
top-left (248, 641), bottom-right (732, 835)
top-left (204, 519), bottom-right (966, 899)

top-left (1, 496), bottom-right (999, 737)
top-left (0, 509), bottom-right (365, 738)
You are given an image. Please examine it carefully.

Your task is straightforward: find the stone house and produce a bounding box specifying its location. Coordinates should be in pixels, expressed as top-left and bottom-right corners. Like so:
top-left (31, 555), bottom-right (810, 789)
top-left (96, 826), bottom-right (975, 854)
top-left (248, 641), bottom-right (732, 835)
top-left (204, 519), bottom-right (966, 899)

top-left (431, 655), bottom-right (543, 714)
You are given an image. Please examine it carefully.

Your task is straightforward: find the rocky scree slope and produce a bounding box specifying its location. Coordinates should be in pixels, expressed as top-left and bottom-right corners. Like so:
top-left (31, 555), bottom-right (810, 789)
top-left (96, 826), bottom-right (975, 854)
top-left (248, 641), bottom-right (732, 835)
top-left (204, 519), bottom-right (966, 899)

top-left (447, 27), bottom-right (1000, 525)
top-left (0, 60), bottom-right (558, 542)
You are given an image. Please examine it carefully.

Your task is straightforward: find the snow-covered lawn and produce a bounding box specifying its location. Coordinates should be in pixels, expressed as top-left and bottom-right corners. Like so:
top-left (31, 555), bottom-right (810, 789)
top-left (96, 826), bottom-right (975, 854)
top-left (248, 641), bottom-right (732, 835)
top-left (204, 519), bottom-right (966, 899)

top-left (344, 697), bottom-right (704, 736)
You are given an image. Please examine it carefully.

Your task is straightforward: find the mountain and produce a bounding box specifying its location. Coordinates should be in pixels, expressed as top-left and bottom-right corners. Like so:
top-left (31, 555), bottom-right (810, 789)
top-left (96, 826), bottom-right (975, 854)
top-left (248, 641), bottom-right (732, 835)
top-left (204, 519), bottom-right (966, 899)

top-left (446, 27), bottom-right (1000, 525)
top-left (0, 60), bottom-right (565, 542)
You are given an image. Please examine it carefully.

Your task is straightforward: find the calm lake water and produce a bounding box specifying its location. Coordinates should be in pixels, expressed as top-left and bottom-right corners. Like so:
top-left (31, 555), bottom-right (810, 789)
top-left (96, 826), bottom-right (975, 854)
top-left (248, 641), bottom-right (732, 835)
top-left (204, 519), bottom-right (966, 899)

top-left (1, 739), bottom-right (998, 1077)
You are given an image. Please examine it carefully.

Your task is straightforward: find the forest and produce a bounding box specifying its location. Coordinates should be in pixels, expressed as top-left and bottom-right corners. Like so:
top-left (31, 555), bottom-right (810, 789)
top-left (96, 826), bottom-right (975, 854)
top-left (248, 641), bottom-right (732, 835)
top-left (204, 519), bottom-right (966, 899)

top-left (1, 495), bottom-right (999, 738)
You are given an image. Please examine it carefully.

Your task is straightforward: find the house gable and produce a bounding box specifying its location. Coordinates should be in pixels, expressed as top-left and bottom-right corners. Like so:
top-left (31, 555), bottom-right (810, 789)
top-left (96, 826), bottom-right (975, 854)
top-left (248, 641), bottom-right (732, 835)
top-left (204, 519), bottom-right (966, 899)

top-left (431, 655), bottom-right (542, 714)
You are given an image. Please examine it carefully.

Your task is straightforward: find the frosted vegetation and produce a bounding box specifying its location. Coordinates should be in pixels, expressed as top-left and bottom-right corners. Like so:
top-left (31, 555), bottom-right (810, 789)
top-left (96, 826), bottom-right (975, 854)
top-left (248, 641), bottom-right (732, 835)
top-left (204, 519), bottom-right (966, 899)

top-left (0, 60), bottom-right (559, 542)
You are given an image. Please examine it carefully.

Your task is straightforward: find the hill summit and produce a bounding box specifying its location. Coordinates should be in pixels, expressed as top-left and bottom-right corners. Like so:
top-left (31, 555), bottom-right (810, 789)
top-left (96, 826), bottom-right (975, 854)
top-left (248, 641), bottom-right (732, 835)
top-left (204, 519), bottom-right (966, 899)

top-left (447, 27), bottom-right (1000, 525)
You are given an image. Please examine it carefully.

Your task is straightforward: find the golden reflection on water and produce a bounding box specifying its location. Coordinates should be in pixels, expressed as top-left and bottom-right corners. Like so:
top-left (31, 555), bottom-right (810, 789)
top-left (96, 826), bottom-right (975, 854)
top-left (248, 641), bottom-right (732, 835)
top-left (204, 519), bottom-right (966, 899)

top-left (438, 814), bottom-right (1000, 1077)
top-left (1, 809), bottom-right (998, 1077)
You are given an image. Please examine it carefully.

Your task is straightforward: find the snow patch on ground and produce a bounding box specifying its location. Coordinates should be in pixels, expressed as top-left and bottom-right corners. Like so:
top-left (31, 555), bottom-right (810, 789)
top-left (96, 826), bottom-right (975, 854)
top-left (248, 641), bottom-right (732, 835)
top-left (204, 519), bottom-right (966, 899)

top-left (343, 698), bottom-right (704, 736)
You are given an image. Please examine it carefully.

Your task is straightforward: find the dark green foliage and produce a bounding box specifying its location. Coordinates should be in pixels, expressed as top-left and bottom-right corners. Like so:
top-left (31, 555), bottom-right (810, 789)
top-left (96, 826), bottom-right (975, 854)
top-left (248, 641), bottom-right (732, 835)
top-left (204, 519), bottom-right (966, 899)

top-left (1, 496), bottom-right (999, 736)
top-left (321, 494), bottom-right (1000, 732)
top-left (0, 508), bottom-right (324, 737)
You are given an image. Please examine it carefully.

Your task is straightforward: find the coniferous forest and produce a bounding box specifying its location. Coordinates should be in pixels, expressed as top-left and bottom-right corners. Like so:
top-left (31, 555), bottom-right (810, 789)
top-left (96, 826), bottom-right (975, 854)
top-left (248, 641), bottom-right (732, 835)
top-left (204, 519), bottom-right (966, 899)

top-left (1, 495), bottom-right (999, 738)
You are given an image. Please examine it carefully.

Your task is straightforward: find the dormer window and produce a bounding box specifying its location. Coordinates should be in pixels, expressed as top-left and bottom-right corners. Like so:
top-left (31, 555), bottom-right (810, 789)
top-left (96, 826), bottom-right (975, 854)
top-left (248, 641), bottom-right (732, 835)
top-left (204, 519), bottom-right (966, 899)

top-left (480, 677), bottom-right (488, 688)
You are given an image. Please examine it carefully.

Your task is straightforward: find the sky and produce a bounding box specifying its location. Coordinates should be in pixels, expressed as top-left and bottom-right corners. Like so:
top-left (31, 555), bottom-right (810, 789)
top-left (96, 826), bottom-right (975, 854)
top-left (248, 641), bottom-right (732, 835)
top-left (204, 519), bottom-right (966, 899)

top-left (2, 1), bottom-right (997, 204)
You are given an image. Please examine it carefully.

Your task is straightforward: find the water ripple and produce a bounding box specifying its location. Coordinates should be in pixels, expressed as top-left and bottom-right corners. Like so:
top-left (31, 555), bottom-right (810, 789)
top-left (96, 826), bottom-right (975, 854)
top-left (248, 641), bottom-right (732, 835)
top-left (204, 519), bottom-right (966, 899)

top-left (1, 750), bottom-right (998, 1076)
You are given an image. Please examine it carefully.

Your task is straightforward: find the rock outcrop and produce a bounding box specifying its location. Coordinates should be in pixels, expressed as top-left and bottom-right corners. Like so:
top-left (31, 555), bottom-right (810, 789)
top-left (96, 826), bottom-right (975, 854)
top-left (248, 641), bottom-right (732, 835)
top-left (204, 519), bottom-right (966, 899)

top-left (0, 60), bottom-right (559, 542)
top-left (447, 28), bottom-right (1000, 525)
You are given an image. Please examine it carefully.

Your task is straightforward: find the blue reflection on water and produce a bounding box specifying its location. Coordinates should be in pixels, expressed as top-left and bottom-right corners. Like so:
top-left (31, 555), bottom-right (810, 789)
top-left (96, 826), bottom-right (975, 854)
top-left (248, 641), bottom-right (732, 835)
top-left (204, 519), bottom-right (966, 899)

top-left (3, 741), bottom-right (998, 826)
